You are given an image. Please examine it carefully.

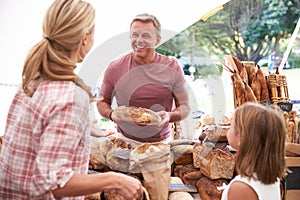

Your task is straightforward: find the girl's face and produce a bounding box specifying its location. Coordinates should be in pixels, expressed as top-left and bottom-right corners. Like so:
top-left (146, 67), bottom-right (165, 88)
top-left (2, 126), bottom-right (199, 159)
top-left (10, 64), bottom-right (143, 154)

top-left (227, 116), bottom-right (240, 150)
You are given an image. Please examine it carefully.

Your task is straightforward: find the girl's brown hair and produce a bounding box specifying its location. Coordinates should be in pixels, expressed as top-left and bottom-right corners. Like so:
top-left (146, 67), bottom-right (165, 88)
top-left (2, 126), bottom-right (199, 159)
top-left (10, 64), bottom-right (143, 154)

top-left (234, 102), bottom-right (286, 184)
top-left (22, 0), bottom-right (95, 97)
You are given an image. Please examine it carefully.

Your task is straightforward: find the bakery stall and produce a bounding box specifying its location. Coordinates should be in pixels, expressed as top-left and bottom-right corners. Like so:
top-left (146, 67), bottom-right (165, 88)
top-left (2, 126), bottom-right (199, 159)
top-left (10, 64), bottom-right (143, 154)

top-left (85, 55), bottom-right (300, 200)
top-left (1, 56), bottom-right (299, 200)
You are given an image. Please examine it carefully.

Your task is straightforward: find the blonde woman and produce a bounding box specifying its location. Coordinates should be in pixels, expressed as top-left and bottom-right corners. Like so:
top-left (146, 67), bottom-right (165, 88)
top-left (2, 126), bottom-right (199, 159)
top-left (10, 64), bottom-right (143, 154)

top-left (0, 0), bottom-right (142, 199)
top-left (223, 102), bottom-right (286, 200)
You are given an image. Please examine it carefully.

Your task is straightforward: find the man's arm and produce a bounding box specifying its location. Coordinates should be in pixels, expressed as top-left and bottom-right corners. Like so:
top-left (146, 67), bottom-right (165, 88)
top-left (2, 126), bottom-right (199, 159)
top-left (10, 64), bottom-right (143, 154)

top-left (96, 97), bottom-right (113, 121)
top-left (158, 89), bottom-right (190, 127)
top-left (169, 89), bottom-right (190, 122)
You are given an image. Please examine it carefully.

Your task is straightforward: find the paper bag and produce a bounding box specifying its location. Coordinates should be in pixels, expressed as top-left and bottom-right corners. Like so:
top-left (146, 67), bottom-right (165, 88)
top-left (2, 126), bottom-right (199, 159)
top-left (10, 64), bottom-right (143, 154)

top-left (129, 142), bottom-right (173, 200)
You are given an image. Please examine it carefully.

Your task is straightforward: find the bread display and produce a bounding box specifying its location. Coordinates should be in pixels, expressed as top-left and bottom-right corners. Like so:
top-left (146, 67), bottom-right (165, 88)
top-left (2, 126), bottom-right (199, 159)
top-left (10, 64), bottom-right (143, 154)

top-left (87, 102), bottom-right (298, 200)
top-left (200, 149), bottom-right (235, 180)
top-left (223, 55), bottom-right (293, 110)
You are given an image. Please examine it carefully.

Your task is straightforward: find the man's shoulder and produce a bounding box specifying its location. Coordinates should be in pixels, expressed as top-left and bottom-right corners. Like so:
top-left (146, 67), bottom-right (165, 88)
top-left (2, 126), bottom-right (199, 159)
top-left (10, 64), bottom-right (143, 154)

top-left (155, 53), bottom-right (181, 69)
top-left (110, 52), bottom-right (133, 66)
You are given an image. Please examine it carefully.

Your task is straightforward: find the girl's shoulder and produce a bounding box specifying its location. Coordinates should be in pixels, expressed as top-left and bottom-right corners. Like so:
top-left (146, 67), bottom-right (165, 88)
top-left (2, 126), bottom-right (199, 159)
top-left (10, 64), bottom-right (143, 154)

top-left (227, 177), bottom-right (259, 200)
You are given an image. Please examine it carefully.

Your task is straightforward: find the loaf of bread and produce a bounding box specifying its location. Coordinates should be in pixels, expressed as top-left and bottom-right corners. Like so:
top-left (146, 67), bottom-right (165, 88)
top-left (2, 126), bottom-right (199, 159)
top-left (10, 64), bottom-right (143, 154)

top-left (173, 164), bottom-right (198, 180)
top-left (90, 137), bottom-right (111, 166)
top-left (173, 164), bottom-right (183, 179)
top-left (200, 114), bottom-right (215, 126)
top-left (169, 176), bottom-right (194, 200)
top-left (170, 176), bottom-right (184, 184)
top-left (104, 190), bottom-right (125, 200)
top-left (169, 192), bottom-right (194, 200)
top-left (172, 145), bottom-right (194, 165)
top-left (84, 192), bottom-right (101, 200)
top-left (207, 126), bottom-right (229, 142)
top-left (182, 170), bottom-right (203, 185)
top-left (193, 142), bottom-right (215, 168)
top-left (200, 149), bottom-right (235, 180)
top-left (89, 154), bottom-right (105, 170)
top-left (196, 176), bottom-right (228, 200)
top-left (106, 137), bottom-right (132, 172)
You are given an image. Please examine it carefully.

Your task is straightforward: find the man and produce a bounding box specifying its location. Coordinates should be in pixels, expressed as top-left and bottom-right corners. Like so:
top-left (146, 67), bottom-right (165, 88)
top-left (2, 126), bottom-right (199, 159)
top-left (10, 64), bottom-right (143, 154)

top-left (97, 13), bottom-right (189, 145)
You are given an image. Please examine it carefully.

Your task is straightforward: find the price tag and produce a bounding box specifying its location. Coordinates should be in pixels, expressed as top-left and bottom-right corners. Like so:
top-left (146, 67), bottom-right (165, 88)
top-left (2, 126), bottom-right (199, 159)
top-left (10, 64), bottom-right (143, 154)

top-left (169, 184), bottom-right (198, 192)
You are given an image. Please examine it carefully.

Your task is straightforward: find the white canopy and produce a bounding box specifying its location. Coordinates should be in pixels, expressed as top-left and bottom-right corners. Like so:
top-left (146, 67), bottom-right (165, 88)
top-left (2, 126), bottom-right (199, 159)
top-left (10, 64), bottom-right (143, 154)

top-left (0, 0), bottom-right (230, 134)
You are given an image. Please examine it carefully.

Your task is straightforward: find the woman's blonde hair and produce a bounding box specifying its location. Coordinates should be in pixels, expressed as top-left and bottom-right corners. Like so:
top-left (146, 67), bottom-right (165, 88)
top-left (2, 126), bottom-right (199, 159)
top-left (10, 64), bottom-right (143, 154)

top-left (22, 0), bottom-right (95, 97)
top-left (234, 102), bottom-right (286, 184)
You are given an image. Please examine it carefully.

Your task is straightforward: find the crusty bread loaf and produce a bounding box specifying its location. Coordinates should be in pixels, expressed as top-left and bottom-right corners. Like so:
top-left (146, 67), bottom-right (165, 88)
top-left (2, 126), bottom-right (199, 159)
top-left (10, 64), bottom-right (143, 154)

top-left (196, 176), bottom-right (228, 200)
top-left (182, 170), bottom-right (203, 185)
top-left (200, 149), bottom-right (235, 180)
top-left (242, 61), bottom-right (256, 85)
top-left (84, 192), bottom-right (101, 200)
top-left (104, 190), bottom-right (125, 200)
top-left (173, 164), bottom-right (198, 180)
top-left (89, 154), bottom-right (106, 170)
top-left (193, 142), bottom-right (215, 168)
top-left (173, 164), bottom-right (183, 179)
top-left (172, 145), bottom-right (194, 165)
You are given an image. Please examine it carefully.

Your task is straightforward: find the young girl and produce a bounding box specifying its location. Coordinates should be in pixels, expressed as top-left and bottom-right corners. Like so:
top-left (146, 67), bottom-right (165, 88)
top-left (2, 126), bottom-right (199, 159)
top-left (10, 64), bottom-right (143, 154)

top-left (222, 102), bottom-right (286, 200)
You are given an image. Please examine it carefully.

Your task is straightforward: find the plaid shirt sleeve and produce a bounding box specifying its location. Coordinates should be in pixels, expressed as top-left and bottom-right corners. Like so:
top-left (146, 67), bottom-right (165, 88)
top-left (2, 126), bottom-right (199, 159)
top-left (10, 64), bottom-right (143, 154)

top-left (31, 83), bottom-right (91, 196)
top-left (0, 81), bottom-right (90, 199)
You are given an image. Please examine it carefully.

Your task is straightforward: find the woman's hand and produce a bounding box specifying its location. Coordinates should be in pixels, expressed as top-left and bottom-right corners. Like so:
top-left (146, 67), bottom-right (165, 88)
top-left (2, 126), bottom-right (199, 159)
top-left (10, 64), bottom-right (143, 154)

top-left (113, 172), bottom-right (143, 200)
top-left (90, 120), bottom-right (114, 137)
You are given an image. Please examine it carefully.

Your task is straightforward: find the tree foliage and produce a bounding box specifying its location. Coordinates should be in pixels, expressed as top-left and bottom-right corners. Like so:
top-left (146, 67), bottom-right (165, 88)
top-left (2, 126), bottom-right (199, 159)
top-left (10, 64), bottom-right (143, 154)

top-left (159, 0), bottom-right (300, 63)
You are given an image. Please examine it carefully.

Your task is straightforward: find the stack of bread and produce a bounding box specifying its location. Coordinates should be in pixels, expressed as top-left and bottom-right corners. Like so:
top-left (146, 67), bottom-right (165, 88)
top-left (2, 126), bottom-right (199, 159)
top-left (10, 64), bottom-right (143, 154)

top-left (223, 56), bottom-right (263, 108)
top-left (223, 55), bottom-right (290, 108)
top-left (223, 55), bottom-right (299, 158)
top-left (170, 114), bottom-right (236, 200)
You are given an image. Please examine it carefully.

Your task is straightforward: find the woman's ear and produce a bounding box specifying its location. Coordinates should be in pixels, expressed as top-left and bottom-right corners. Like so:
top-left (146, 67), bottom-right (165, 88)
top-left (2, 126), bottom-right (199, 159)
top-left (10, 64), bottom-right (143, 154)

top-left (82, 34), bottom-right (88, 46)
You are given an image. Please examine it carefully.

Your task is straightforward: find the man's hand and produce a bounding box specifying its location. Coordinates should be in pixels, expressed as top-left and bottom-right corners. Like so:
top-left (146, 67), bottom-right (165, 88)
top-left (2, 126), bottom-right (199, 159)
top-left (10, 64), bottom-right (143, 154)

top-left (110, 110), bottom-right (123, 124)
top-left (156, 111), bottom-right (170, 128)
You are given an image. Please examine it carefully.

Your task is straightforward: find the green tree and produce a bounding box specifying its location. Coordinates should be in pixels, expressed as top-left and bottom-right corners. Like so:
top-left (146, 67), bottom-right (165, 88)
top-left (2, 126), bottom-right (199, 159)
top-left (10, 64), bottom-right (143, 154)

top-left (157, 32), bottom-right (189, 57)
top-left (160, 0), bottom-right (300, 63)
